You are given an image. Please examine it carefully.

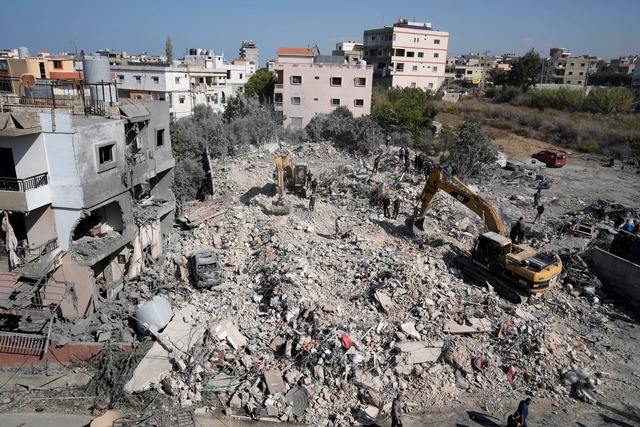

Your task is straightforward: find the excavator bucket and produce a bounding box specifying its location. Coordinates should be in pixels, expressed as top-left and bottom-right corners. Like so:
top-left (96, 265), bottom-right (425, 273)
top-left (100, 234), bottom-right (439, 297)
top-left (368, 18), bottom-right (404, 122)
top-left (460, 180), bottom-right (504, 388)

top-left (405, 217), bottom-right (425, 236)
top-left (271, 201), bottom-right (291, 215)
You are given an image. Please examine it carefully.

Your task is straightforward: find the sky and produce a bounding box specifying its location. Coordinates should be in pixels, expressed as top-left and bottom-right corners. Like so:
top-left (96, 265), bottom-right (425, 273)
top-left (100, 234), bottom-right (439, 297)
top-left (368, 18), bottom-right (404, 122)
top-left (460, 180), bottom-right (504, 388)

top-left (1, 0), bottom-right (638, 66)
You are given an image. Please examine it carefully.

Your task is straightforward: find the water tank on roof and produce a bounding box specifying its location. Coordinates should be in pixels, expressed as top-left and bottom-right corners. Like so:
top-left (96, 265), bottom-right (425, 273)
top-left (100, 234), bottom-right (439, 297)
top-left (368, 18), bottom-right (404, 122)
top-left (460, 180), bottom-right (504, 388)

top-left (83, 55), bottom-right (111, 84)
top-left (358, 59), bottom-right (367, 69)
top-left (17, 46), bottom-right (29, 59)
top-left (189, 48), bottom-right (198, 55)
top-left (83, 55), bottom-right (117, 106)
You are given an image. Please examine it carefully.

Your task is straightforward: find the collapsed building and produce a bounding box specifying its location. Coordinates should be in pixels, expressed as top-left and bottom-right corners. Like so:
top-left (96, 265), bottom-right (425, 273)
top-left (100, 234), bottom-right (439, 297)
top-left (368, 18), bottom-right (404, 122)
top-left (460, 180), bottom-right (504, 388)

top-left (0, 56), bottom-right (175, 355)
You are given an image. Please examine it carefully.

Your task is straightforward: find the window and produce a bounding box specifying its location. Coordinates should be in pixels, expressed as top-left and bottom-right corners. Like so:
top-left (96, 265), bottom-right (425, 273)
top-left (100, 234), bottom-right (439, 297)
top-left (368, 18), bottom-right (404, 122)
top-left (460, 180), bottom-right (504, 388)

top-left (434, 39), bottom-right (440, 45)
top-left (152, 76), bottom-right (159, 83)
top-left (467, 70), bottom-right (473, 75)
top-left (290, 117), bottom-right (303, 127)
top-left (434, 53), bottom-right (439, 58)
top-left (354, 99), bottom-right (364, 107)
top-left (395, 63), bottom-right (404, 72)
top-left (407, 52), bottom-right (414, 58)
top-left (331, 77), bottom-right (342, 86)
top-left (428, 83), bottom-right (434, 88)
top-left (395, 49), bottom-right (405, 56)
top-left (315, 76), bottom-right (320, 79)
top-left (568, 71), bottom-right (573, 75)
top-left (53, 60), bottom-right (63, 69)
top-left (417, 52), bottom-right (424, 58)
top-left (274, 93), bottom-right (282, 103)
top-left (175, 77), bottom-right (180, 84)
top-left (291, 96), bottom-right (301, 105)
top-left (579, 72), bottom-right (584, 75)
top-left (411, 83), bottom-right (416, 88)
top-left (134, 75), bottom-right (141, 82)
top-left (433, 66), bottom-right (438, 72)
top-left (412, 66), bottom-right (418, 72)
top-left (291, 75), bottom-right (302, 84)
top-left (156, 129), bottom-right (165, 147)
top-left (355, 77), bottom-right (366, 86)
top-left (414, 37), bottom-right (419, 43)
top-left (0, 60), bottom-right (7, 71)
top-left (368, 49), bottom-right (376, 56)
top-left (330, 98), bottom-right (341, 106)
top-left (179, 96), bottom-right (185, 104)
top-left (118, 75), bottom-right (124, 81)
top-left (313, 98), bottom-right (318, 101)
top-left (97, 143), bottom-right (116, 172)
top-left (239, 73), bottom-right (243, 79)
top-left (39, 62), bottom-right (46, 78)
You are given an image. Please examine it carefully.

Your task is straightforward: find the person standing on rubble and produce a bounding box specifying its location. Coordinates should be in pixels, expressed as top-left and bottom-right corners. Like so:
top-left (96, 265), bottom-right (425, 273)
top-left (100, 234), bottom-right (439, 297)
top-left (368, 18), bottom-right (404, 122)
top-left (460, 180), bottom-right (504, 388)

top-left (335, 216), bottom-right (342, 238)
top-left (383, 194), bottom-right (391, 218)
top-left (311, 178), bottom-right (318, 194)
top-left (533, 204), bottom-right (545, 224)
top-left (533, 189), bottom-right (542, 209)
top-left (391, 393), bottom-right (403, 427)
top-left (373, 156), bottom-right (380, 175)
top-left (393, 196), bottom-right (401, 219)
top-left (308, 193), bottom-right (316, 212)
top-left (506, 411), bottom-right (522, 427)
top-left (516, 397), bottom-right (532, 427)
top-left (622, 218), bottom-right (632, 232)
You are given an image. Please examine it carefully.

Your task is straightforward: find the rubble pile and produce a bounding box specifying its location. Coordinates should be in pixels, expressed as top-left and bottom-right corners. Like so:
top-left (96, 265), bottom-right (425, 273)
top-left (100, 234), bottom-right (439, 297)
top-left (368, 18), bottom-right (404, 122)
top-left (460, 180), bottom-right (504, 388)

top-left (35, 143), bottom-right (636, 424)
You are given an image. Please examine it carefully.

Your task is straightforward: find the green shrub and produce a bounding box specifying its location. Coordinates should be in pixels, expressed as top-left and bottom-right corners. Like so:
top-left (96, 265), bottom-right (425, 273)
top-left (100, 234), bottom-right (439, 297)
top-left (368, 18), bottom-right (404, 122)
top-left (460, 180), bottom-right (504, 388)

top-left (583, 88), bottom-right (635, 114)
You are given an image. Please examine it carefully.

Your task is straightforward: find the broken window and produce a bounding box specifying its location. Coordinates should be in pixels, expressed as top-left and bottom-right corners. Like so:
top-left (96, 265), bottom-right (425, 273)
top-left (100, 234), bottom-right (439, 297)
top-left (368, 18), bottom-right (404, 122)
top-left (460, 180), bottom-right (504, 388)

top-left (156, 129), bottom-right (165, 147)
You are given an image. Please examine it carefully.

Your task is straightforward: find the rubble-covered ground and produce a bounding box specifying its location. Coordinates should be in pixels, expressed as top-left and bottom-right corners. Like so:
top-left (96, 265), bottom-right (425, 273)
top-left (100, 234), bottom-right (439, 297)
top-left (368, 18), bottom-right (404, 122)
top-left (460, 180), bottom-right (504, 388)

top-left (2, 140), bottom-right (640, 426)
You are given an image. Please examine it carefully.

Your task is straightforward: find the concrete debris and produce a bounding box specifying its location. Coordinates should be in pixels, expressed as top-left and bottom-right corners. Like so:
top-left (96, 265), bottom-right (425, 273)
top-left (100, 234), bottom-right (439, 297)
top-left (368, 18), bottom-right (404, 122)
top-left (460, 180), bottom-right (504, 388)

top-left (34, 142), bottom-right (637, 424)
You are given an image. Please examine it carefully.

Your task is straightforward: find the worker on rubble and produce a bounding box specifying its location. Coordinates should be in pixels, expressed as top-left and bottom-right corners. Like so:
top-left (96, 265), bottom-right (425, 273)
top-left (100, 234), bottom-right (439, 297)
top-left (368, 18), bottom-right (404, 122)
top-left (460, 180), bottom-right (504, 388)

top-left (533, 204), bottom-right (545, 224)
top-left (392, 197), bottom-right (401, 219)
top-left (311, 178), bottom-right (318, 194)
top-left (633, 219), bottom-right (640, 234)
top-left (391, 393), bottom-right (403, 427)
top-left (516, 397), bottom-right (532, 427)
top-left (511, 217), bottom-right (526, 244)
top-left (383, 194), bottom-right (391, 218)
top-left (373, 156), bottom-right (380, 174)
top-left (308, 193), bottom-right (316, 212)
top-left (335, 216), bottom-right (342, 238)
top-left (306, 170), bottom-right (313, 188)
top-left (506, 411), bottom-right (522, 427)
top-left (622, 218), bottom-right (632, 232)
top-left (613, 215), bottom-right (624, 229)
top-left (533, 189), bottom-right (542, 209)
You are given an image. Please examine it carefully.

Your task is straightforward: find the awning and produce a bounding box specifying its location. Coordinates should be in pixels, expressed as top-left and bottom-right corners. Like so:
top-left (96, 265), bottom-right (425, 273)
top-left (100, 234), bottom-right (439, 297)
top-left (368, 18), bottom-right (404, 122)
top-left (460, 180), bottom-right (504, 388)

top-left (119, 103), bottom-right (150, 123)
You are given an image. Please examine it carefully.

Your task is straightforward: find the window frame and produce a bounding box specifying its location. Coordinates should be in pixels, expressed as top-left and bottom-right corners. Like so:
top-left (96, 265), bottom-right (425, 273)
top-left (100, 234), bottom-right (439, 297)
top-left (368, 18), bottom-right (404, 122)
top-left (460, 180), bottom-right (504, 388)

top-left (330, 98), bottom-right (341, 107)
top-left (291, 96), bottom-right (301, 105)
top-left (291, 75), bottom-right (302, 85)
top-left (96, 142), bottom-right (117, 172)
top-left (354, 99), bottom-right (364, 107)
top-left (330, 76), bottom-right (343, 86)
top-left (355, 77), bottom-right (367, 86)
top-left (156, 129), bottom-right (165, 147)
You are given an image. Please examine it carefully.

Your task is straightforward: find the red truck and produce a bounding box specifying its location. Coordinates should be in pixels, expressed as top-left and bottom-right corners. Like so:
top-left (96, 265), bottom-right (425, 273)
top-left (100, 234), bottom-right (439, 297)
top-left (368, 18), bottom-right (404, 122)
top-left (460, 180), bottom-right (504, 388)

top-left (532, 149), bottom-right (568, 168)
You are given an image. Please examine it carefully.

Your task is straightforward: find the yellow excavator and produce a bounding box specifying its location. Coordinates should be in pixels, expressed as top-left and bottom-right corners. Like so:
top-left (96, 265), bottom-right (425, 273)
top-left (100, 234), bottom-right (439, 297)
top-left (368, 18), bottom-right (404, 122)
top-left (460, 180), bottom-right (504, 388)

top-left (407, 166), bottom-right (563, 302)
top-left (272, 154), bottom-right (308, 215)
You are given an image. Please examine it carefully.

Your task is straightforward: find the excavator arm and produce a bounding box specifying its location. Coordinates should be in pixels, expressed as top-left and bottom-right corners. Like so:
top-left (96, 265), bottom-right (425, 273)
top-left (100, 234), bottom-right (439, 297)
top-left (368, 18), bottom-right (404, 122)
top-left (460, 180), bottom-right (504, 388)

top-left (272, 155), bottom-right (291, 215)
top-left (409, 167), bottom-right (506, 236)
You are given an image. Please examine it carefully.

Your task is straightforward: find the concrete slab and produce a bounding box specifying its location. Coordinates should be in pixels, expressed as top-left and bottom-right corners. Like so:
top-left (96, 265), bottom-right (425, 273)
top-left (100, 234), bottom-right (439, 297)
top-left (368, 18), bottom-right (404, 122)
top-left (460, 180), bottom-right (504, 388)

top-left (263, 369), bottom-right (286, 394)
top-left (213, 319), bottom-right (247, 349)
top-left (444, 318), bottom-right (492, 334)
top-left (125, 305), bottom-right (205, 393)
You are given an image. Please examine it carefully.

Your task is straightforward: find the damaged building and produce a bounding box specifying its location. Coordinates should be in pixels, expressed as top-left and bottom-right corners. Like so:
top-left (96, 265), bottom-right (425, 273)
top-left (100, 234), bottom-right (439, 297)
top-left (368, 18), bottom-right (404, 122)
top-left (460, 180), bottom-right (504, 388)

top-left (0, 56), bottom-right (175, 355)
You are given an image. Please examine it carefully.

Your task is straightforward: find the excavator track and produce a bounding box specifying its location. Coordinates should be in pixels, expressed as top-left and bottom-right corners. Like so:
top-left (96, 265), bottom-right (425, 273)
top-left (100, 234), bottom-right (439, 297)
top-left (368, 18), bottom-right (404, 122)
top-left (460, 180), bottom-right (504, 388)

top-left (454, 256), bottom-right (529, 304)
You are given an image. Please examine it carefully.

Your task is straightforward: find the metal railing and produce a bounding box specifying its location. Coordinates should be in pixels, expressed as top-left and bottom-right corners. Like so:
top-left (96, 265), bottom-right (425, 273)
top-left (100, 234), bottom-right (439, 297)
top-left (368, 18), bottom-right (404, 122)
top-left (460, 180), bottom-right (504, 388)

top-left (113, 408), bottom-right (195, 426)
top-left (0, 173), bottom-right (48, 192)
top-left (22, 237), bottom-right (59, 264)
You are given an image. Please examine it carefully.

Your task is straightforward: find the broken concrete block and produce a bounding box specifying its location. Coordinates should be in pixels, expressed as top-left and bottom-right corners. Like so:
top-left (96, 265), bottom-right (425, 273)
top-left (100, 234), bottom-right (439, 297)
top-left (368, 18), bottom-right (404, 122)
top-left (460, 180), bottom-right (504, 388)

top-left (229, 393), bottom-right (242, 408)
top-left (264, 370), bottom-right (287, 394)
top-left (213, 319), bottom-right (247, 349)
top-left (375, 291), bottom-right (395, 313)
top-left (400, 322), bottom-right (421, 340)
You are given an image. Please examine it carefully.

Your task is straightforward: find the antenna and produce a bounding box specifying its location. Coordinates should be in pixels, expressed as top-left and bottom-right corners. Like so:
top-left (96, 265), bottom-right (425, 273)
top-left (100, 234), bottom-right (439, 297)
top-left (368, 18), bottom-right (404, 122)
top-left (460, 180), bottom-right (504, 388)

top-left (20, 73), bottom-right (36, 88)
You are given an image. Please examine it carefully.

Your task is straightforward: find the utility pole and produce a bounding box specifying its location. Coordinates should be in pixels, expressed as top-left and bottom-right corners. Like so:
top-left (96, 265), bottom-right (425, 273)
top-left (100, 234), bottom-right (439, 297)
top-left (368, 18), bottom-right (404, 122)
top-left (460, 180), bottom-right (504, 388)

top-left (479, 50), bottom-right (491, 93)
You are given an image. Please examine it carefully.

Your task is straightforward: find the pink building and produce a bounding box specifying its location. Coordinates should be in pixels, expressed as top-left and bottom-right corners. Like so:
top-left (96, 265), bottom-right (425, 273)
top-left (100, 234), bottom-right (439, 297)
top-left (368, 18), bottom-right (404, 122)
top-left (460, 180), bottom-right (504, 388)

top-left (363, 19), bottom-right (449, 91)
top-left (273, 48), bottom-right (373, 128)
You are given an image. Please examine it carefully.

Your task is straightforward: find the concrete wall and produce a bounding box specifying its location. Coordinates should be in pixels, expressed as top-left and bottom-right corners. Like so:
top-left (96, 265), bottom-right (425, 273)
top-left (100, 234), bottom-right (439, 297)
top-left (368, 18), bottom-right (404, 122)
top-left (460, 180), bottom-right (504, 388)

top-left (589, 247), bottom-right (640, 308)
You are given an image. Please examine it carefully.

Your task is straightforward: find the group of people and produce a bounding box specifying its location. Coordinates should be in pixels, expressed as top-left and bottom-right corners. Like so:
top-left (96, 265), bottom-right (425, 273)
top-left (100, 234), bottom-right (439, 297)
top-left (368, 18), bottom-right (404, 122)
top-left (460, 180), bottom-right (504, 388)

top-left (382, 194), bottom-right (403, 220)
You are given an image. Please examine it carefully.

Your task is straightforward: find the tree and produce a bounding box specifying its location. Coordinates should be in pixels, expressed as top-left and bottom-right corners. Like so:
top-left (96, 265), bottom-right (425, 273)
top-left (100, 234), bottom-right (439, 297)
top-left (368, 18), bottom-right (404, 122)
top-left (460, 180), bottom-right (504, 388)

top-left (244, 68), bottom-right (277, 104)
top-left (445, 121), bottom-right (497, 181)
top-left (165, 37), bottom-right (173, 64)
top-left (371, 85), bottom-right (437, 142)
top-left (499, 49), bottom-right (541, 92)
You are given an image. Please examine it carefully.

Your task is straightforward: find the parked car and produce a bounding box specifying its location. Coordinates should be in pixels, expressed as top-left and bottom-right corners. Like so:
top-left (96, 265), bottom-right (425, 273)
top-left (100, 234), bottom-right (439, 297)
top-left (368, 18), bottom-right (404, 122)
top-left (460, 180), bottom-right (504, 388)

top-left (587, 199), bottom-right (635, 219)
top-left (532, 149), bottom-right (568, 168)
top-left (505, 157), bottom-right (547, 172)
top-left (191, 248), bottom-right (225, 288)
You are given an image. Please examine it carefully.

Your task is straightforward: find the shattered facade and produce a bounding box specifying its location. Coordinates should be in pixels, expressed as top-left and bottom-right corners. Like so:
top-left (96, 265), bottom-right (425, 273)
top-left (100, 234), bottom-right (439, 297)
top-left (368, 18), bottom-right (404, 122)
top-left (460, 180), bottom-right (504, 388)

top-left (0, 88), bottom-right (175, 338)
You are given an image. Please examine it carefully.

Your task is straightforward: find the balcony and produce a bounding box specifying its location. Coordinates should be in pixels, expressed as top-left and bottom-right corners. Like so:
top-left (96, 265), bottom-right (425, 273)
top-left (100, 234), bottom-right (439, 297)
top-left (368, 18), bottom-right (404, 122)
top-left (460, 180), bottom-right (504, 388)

top-left (0, 237), bottom-right (60, 279)
top-left (0, 173), bottom-right (51, 212)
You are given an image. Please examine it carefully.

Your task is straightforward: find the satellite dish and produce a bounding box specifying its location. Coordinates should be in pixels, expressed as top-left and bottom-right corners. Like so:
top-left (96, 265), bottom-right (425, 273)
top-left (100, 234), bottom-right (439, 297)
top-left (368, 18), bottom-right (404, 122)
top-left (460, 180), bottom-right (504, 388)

top-left (20, 73), bottom-right (37, 88)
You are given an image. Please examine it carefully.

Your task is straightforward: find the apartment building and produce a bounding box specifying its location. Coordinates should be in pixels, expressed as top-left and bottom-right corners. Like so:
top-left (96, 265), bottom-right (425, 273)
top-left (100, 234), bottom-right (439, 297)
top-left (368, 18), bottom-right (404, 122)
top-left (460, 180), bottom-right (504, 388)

top-left (272, 48), bottom-right (373, 128)
top-left (362, 19), bottom-right (449, 91)
top-left (114, 51), bottom-right (254, 118)
top-left (541, 48), bottom-right (599, 85)
top-left (239, 40), bottom-right (259, 67)
top-left (332, 42), bottom-right (364, 66)
top-left (0, 58), bottom-right (175, 352)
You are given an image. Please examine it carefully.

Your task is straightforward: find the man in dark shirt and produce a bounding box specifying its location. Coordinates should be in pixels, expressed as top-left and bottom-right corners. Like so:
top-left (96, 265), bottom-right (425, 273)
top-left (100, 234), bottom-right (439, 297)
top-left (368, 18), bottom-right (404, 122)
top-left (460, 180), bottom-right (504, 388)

top-left (517, 397), bottom-right (532, 427)
top-left (506, 411), bottom-right (521, 427)
top-left (391, 393), bottom-right (403, 427)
